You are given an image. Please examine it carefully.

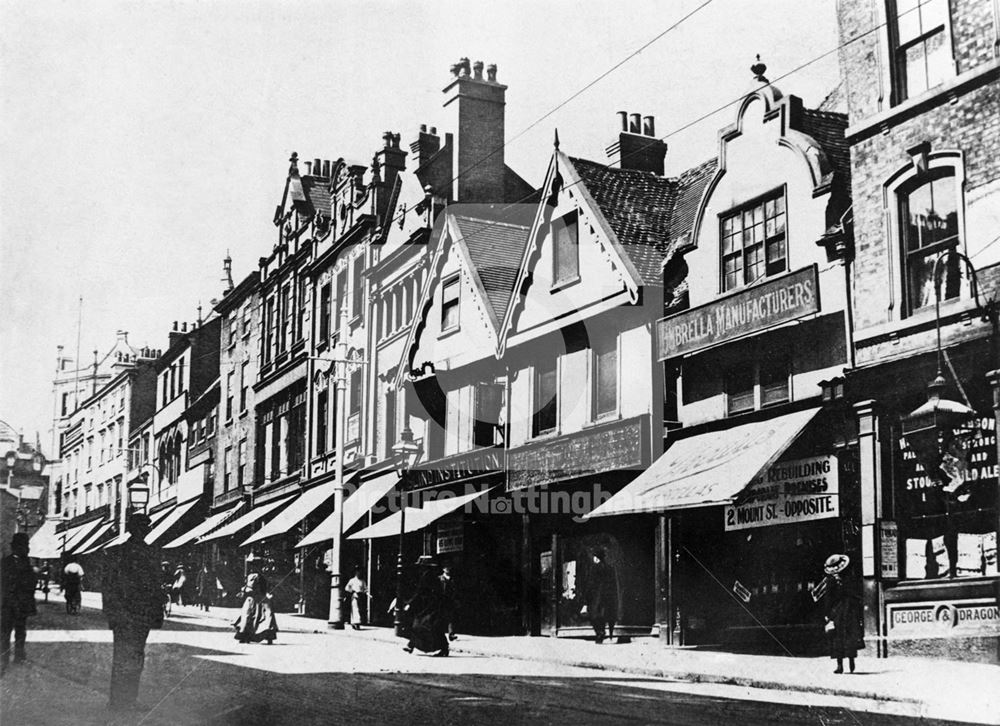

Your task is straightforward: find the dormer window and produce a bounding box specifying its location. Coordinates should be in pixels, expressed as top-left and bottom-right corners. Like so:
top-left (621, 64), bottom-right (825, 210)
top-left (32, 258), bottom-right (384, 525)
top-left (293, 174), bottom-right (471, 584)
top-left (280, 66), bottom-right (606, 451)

top-left (721, 190), bottom-right (787, 293)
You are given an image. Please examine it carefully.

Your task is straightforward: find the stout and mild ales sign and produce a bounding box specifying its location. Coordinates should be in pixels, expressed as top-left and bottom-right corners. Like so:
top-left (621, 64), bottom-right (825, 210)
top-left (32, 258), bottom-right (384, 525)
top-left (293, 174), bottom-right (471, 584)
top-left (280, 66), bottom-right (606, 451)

top-left (657, 266), bottom-right (820, 360)
top-left (724, 455), bottom-right (839, 531)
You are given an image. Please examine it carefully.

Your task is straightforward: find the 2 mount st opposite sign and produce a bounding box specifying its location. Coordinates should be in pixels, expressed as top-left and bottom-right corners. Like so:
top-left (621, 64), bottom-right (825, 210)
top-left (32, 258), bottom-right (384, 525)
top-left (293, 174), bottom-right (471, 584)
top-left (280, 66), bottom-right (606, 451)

top-left (657, 265), bottom-right (820, 360)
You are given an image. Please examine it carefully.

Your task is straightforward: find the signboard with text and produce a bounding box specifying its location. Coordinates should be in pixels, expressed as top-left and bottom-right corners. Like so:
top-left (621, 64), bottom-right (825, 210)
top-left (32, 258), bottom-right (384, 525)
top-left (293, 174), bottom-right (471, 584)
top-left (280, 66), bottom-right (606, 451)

top-left (657, 265), bottom-right (819, 360)
top-left (724, 455), bottom-right (839, 531)
top-left (887, 599), bottom-right (1000, 637)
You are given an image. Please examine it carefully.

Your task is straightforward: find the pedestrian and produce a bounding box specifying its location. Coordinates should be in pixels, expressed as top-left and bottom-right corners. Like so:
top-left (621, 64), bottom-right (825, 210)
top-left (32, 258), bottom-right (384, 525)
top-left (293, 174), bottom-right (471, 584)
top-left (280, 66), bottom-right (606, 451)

top-left (37, 564), bottom-right (51, 602)
top-left (402, 558), bottom-right (450, 657)
top-left (195, 563), bottom-right (216, 612)
top-left (62, 559), bottom-right (84, 615)
top-left (102, 514), bottom-right (165, 711)
top-left (171, 564), bottom-right (187, 607)
top-left (439, 563), bottom-right (458, 642)
top-left (822, 553), bottom-right (862, 674)
top-left (160, 561), bottom-right (173, 617)
top-left (233, 573), bottom-right (278, 644)
top-left (345, 566), bottom-right (367, 630)
top-left (580, 548), bottom-right (619, 644)
top-left (1, 533), bottom-right (38, 672)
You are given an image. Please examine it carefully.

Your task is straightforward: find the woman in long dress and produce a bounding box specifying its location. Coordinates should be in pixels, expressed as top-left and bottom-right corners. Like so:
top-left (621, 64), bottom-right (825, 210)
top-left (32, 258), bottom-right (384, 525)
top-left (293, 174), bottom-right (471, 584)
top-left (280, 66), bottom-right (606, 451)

top-left (822, 553), bottom-right (862, 673)
top-left (345, 567), bottom-right (368, 630)
top-left (402, 561), bottom-right (451, 657)
top-left (233, 573), bottom-right (278, 644)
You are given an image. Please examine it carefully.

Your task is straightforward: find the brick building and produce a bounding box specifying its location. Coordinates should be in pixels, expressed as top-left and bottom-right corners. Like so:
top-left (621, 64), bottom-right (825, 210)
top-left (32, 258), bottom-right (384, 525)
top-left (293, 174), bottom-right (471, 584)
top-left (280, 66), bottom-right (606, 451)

top-left (836, 0), bottom-right (1000, 661)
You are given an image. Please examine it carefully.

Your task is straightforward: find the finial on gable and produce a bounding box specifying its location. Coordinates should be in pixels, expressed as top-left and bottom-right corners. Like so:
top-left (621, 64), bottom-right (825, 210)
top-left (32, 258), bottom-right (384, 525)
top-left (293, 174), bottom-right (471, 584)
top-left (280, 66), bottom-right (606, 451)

top-left (751, 54), bottom-right (768, 83)
top-left (288, 151), bottom-right (299, 176)
top-left (553, 128), bottom-right (560, 151)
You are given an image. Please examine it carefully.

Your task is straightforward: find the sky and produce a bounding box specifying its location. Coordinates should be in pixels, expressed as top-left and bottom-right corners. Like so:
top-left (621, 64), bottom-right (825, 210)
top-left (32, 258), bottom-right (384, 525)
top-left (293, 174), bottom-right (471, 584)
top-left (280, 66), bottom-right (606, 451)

top-left (0, 0), bottom-right (840, 452)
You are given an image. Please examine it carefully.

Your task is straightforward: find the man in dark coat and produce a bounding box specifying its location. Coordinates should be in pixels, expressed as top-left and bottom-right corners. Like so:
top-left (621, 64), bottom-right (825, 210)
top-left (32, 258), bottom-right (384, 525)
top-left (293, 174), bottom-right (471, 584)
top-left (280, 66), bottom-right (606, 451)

top-left (1, 532), bottom-right (37, 671)
top-left (102, 514), bottom-right (164, 710)
top-left (581, 548), bottom-right (619, 644)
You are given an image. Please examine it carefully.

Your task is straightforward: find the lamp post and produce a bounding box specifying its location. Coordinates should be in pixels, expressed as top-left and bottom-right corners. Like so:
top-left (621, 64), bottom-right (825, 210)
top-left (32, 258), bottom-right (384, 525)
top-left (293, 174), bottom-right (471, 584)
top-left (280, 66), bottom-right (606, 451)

top-left (391, 425), bottom-right (422, 637)
top-left (328, 300), bottom-right (350, 629)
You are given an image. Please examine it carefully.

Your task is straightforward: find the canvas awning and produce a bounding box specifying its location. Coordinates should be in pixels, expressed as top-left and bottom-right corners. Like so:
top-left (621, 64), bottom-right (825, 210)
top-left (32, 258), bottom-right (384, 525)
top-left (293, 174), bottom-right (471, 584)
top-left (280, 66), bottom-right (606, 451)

top-left (163, 503), bottom-right (243, 549)
top-left (296, 470), bottom-right (400, 548)
top-left (60, 519), bottom-right (104, 554)
top-left (146, 497), bottom-right (201, 544)
top-left (27, 518), bottom-right (62, 559)
top-left (241, 474), bottom-right (357, 547)
top-left (348, 488), bottom-right (491, 540)
top-left (585, 407), bottom-right (822, 518)
top-left (197, 496), bottom-right (293, 544)
top-left (69, 522), bottom-right (115, 555)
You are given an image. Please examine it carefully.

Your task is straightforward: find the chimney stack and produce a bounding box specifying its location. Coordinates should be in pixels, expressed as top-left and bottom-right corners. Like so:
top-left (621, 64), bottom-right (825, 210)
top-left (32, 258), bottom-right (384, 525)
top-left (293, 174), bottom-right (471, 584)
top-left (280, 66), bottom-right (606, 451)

top-left (410, 125), bottom-right (441, 169)
top-left (605, 110), bottom-right (668, 175)
top-left (443, 57), bottom-right (507, 203)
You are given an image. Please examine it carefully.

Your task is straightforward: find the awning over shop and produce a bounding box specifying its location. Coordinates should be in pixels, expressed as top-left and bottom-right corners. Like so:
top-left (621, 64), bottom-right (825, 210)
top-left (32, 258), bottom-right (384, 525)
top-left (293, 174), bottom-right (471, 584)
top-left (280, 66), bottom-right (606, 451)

top-left (28, 519), bottom-right (62, 560)
top-left (101, 506), bottom-right (175, 550)
top-left (146, 497), bottom-right (201, 545)
top-left (348, 488), bottom-right (491, 540)
top-left (163, 503), bottom-right (243, 549)
top-left (242, 474), bottom-right (357, 547)
top-left (197, 496), bottom-right (292, 544)
top-left (585, 407), bottom-right (822, 518)
top-left (296, 470), bottom-right (400, 549)
top-left (70, 522), bottom-right (115, 555)
top-left (61, 519), bottom-right (104, 554)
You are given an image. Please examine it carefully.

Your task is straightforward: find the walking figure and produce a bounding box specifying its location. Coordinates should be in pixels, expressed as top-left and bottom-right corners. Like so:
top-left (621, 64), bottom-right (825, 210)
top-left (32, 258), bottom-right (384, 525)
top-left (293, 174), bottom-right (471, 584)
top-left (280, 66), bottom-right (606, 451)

top-left (102, 514), bottom-right (165, 711)
top-left (62, 560), bottom-right (84, 614)
top-left (233, 573), bottom-right (278, 644)
top-left (171, 564), bottom-right (187, 607)
top-left (580, 548), bottom-right (619, 644)
top-left (402, 558), bottom-right (452, 657)
top-left (345, 567), bottom-right (368, 630)
top-left (195, 563), bottom-right (217, 611)
top-left (1, 533), bottom-right (37, 672)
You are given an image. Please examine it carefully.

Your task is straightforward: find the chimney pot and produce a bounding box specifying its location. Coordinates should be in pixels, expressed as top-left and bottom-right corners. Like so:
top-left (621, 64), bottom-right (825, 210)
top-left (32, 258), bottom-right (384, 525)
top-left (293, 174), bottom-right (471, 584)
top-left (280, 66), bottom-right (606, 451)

top-left (323, 160), bottom-right (331, 177)
top-left (486, 64), bottom-right (497, 82)
top-left (420, 123), bottom-right (427, 132)
top-left (629, 113), bottom-right (641, 134)
top-left (313, 158), bottom-right (321, 175)
top-left (473, 60), bottom-right (484, 80)
top-left (429, 126), bottom-right (437, 135)
top-left (172, 321), bottom-right (178, 332)
top-left (304, 161), bottom-right (312, 174)
top-left (643, 115), bottom-right (655, 136)
top-left (617, 111), bottom-right (628, 132)
top-left (459, 57), bottom-right (471, 77)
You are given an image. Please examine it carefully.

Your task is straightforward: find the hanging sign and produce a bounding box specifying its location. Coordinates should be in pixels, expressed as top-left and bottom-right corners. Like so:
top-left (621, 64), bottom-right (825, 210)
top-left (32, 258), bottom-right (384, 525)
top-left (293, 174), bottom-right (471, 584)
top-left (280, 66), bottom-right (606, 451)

top-left (724, 455), bottom-right (839, 531)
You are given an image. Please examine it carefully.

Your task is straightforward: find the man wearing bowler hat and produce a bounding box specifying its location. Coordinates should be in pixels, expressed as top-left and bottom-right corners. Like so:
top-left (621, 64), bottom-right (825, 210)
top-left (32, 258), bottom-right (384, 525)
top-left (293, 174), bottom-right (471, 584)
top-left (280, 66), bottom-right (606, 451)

top-left (102, 513), bottom-right (164, 710)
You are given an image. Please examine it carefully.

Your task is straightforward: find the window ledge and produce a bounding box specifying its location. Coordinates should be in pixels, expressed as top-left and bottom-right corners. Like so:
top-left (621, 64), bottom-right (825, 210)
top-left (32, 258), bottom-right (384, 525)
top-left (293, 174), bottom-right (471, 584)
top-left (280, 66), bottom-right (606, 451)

top-left (550, 275), bottom-right (581, 293)
top-left (846, 59), bottom-right (1000, 142)
top-left (584, 413), bottom-right (621, 429)
top-left (239, 410), bottom-right (249, 420)
top-left (438, 325), bottom-right (461, 340)
top-left (529, 429), bottom-right (562, 442)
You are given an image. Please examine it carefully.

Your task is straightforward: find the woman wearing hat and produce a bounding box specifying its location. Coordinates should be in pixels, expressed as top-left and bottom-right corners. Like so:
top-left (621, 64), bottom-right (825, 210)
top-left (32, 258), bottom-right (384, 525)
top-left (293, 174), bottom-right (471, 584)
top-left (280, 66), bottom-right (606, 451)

top-left (822, 553), bottom-right (862, 674)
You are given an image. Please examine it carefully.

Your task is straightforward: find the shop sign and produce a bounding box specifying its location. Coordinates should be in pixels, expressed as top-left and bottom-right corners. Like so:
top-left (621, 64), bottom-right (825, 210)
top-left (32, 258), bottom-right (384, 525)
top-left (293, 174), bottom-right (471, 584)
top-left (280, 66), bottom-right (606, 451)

top-left (880, 520), bottom-right (899, 579)
top-left (887, 599), bottom-right (1000, 636)
top-left (724, 455), bottom-right (839, 531)
top-left (657, 265), bottom-right (819, 360)
top-left (436, 519), bottom-right (464, 554)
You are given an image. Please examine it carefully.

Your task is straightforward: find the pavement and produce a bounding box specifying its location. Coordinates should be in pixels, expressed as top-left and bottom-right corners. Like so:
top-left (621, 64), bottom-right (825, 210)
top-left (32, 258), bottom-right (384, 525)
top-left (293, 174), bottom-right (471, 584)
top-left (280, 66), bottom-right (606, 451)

top-left (2, 591), bottom-right (998, 725)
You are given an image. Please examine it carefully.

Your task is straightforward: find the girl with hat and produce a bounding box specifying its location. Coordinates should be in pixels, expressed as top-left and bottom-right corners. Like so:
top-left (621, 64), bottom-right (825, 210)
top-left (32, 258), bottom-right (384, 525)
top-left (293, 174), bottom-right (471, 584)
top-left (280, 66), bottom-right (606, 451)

top-left (822, 553), bottom-right (862, 674)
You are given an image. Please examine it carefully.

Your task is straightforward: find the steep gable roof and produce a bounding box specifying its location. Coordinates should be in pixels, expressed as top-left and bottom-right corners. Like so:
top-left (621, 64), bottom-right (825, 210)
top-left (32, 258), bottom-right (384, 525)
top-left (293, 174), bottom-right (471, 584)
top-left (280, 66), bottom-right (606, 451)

top-left (453, 213), bottom-right (531, 325)
top-left (669, 157), bottom-right (718, 252)
top-left (799, 108), bottom-right (850, 195)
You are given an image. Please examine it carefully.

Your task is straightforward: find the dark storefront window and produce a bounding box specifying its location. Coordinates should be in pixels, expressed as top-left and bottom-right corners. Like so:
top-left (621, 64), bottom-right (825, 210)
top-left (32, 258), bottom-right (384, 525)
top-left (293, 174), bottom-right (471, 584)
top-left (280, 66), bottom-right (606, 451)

top-left (895, 414), bottom-right (998, 580)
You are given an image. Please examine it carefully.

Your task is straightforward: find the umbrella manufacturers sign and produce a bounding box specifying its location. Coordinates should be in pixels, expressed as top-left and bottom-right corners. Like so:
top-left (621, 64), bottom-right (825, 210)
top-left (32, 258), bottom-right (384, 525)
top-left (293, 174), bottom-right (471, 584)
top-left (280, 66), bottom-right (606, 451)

top-left (724, 455), bottom-right (839, 531)
top-left (657, 265), bottom-right (819, 360)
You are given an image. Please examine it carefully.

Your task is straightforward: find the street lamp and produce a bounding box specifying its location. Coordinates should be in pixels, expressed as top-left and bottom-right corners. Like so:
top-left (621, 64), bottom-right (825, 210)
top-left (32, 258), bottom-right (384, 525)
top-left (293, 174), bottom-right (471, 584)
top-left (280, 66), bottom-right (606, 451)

top-left (391, 424), bottom-right (422, 637)
top-left (128, 474), bottom-right (151, 515)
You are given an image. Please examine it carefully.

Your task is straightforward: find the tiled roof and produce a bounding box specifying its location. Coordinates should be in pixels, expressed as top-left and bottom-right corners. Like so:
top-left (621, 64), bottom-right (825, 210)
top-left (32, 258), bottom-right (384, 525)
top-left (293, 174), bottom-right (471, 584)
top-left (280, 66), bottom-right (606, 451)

top-left (300, 176), bottom-right (332, 218)
top-left (670, 157), bottom-right (717, 250)
top-left (453, 214), bottom-right (530, 326)
top-left (567, 157), bottom-right (678, 284)
top-left (799, 108), bottom-right (850, 193)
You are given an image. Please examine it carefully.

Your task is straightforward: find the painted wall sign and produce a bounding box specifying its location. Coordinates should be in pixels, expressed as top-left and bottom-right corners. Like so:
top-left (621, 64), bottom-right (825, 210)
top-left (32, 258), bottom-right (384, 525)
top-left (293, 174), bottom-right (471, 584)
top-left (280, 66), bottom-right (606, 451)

top-left (724, 455), bottom-right (839, 531)
top-left (657, 265), bottom-right (819, 360)
top-left (887, 599), bottom-right (1000, 636)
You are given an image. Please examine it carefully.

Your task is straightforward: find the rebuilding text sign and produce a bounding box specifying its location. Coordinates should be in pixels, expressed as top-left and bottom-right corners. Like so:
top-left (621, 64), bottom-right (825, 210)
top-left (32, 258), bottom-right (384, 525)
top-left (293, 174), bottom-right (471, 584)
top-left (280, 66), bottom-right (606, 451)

top-left (724, 455), bottom-right (839, 531)
top-left (657, 265), bottom-right (819, 360)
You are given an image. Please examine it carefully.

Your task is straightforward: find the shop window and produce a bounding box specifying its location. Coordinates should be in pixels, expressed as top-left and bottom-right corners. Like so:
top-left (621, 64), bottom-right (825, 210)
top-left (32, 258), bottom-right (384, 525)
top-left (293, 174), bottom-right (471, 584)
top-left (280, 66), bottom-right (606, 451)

top-left (895, 415), bottom-right (998, 580)
top-left (720, 191), bottom-right (786, 293)
top-left (533, 359), bottom-right (559, 436)
top-left (760, 358), bottom-right (790, 407)
top-left (592, 338), bottom-right (618, 420)
top-left (553, 211), bottom-right (579, 286)
top-left (888, 0), bottom-right (951, 105)
top-left (726, 358), bottom-right (789, 415)
top-left (726, 368), bottom-right (755, 415)
top-left (900, 171), bottom-right (961, 314)
top-left (441, 276), bottom-right (460, 332)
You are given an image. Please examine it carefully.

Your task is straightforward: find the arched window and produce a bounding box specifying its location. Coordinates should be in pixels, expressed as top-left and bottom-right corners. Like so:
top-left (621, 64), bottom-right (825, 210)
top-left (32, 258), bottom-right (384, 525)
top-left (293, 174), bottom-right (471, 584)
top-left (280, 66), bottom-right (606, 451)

top-left (899, 170), bottom-right (961, 313)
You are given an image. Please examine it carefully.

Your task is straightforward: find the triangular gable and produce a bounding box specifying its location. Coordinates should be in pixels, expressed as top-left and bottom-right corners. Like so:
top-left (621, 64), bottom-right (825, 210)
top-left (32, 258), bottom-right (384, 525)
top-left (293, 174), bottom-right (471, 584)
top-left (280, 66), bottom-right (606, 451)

top-left (498, 150), bottom-right (646, 355)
